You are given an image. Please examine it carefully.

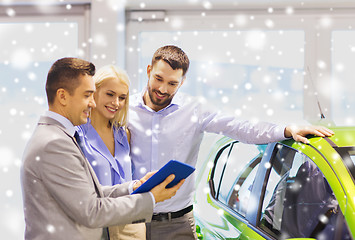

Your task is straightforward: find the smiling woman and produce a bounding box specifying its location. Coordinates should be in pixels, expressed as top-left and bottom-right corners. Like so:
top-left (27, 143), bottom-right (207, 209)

top-left (75, 65), bottom-right (146, 239)
top-left (92, 65), bottom-right (130, 129)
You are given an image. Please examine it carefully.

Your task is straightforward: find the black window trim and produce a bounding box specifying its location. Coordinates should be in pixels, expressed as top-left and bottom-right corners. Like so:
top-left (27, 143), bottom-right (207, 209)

top-left (209, 141), bottom-right (236, 199)
top-left (334, 146), bottom-right (355, 184)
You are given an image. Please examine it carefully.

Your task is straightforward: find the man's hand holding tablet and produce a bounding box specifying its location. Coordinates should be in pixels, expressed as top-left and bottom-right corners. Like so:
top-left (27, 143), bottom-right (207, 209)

top-left (132, 160), bottom-right (195, 203)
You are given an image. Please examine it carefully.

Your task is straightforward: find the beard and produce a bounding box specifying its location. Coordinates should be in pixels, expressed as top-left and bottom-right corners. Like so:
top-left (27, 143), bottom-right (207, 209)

top-left (147, 87), bottom-right (173, 109)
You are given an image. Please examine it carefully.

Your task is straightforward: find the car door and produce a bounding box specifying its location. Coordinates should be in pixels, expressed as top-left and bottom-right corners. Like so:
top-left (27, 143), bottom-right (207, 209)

top-left (253, 143), bottom-right (352, 240)
top-left (203, 141), bottom-right (267, 239)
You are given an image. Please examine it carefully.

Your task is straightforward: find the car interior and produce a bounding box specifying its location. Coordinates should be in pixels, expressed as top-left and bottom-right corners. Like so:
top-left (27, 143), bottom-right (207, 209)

top-left (259, 144), bottom-right (351, 239)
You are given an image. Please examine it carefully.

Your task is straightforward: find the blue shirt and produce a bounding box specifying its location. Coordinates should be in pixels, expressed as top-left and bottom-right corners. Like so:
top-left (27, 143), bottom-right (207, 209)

top-left (129, 90), bottom-right (287, 213)
top-left (75, 119), bottom-right (132, 186)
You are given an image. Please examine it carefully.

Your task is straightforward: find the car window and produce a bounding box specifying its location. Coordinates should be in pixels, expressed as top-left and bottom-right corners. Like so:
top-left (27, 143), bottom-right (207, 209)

top-left (259, 144), bottom-right (352, 240)
top-left (210, 143), bottom-right (232, 198)
top-left (260, 145), bottom-right (297, 216)
top-left (335, 147), bottom-right (355, 182)
top-left (218, 143), bottom-right (265, 217)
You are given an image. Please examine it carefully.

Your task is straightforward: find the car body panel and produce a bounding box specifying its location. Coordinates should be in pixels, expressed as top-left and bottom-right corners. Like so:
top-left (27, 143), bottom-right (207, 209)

top-left (194, 127), bottom-right (355, 239)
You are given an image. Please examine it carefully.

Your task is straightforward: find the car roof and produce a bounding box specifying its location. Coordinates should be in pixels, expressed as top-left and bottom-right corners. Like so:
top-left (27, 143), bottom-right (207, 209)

top-left (279, 126), bottom-right (355, 148)
top-left (326, 126), bottom-right (355, 147)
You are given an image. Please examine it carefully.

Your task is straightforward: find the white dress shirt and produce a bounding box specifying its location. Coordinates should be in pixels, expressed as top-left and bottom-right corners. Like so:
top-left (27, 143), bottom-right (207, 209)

top-left (45, 111), bottom-right (76, 136)
top-left (128, 90), bottom-right (287, 213)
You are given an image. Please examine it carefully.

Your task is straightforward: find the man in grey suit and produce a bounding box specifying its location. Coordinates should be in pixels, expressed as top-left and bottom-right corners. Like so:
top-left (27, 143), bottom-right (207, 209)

top-left (20, 57), bottom-right (184, 240)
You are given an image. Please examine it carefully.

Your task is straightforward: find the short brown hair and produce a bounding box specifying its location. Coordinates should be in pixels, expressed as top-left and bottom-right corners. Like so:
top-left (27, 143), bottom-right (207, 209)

top-left (151, 45), bottom-right (190, 77)
top-left (45, 57), bottom-right (95, 105)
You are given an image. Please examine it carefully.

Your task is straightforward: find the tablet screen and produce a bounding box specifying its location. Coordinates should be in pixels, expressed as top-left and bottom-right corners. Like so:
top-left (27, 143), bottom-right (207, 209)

top-left (132, 160), bottom-right (195, 194)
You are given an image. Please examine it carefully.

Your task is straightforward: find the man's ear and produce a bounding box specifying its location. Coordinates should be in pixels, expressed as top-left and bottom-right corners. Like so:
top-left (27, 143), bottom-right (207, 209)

top-left (56, 88), bottom-right (68, 106)
top-left (147, 65), bottom-right (152, 79)
top-left (180, 76), bottom-right (186, 87)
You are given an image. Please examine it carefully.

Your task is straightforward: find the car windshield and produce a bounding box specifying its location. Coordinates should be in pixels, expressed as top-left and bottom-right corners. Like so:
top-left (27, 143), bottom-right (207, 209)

top-left (335, 147), bottom-right (355, 182)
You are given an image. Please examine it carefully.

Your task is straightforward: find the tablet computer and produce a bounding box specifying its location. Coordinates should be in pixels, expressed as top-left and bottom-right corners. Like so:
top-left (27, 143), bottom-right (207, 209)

top-left (132, 160), bottom-right (195, 194)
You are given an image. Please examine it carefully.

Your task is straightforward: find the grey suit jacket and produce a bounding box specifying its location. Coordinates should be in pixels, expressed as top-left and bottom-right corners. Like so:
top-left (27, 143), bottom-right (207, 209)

top-left (21, 116), bottom-right (153, 240)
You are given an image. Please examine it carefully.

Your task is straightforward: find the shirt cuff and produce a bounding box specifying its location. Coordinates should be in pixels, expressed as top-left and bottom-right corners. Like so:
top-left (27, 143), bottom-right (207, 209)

top-left (148, 192), bottom-right (156, 208)
top-left (129, 181), bottom-right (156, 207)
top-left (128, 180), bottom-right (138, 194)
top-left (280, 124), bottom-right (291, 140)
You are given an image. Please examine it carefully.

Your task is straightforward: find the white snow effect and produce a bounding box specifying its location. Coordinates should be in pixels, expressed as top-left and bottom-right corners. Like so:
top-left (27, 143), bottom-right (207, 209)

top-left (234, 109), bottom-right (242, 116)
top-left (46, 224), bottom-right (55, 233)
top-left (10, 48), bottom-right (32, 70)
top-left (319, 16), bottom-right (333, 28)
top-left (265, 19), bottom-right (275, 28)
top-left (264, 162), bottom-right (271, 169)
top-left (93, 33), bottom-right (108, 47)
top-left (139, 2), bottom-right (146, 9)
top-left (317, 60), bottom-right (327, 70)
top-left (9, 108), bottom-right (17, 116)
top-left (245, 31), bottom-right (266, 50)
top-left (285, 6), bottom-right (294, 15)
top-left (123, 155), bottom-right (130, 162)
top-left (207, 161), bottom-right (214, 169)
top-left (171, 17), bottom-right (183, 29)
top-left (0, 147), bottom-right (14, 168)
top-left (221, 96), bottom-right (229, 104)
top-left (139, 167), bottom-right (147, 175)
top-left (318, 214), bottom-right (329, 224)
top-left (244, 83), bottom-right (252, 90)
top-left (6, 8), bottom-right (16, 17)
top-left (34, 96), bottom-right (45, 105)
top-left (190, 115), bottom-right (198, 123)
top-left (335, 63), bottom-right (344, 72)
top-left (116, 23), bottom-right (125, 32)
top-left (266, 108), bottom-right (274, 116)
top-left (27, 72), bottom-right (37, 81)
top-left (234, 15), bottom-right (248, 27)
top-left (145, 129), bottom-right (152, 136)
top-left (132, 147), bottom-right (141, 155)
top-left (203, 1), bottom-right (212, 10)
top-left (6, 190), bottom-right (13, 198)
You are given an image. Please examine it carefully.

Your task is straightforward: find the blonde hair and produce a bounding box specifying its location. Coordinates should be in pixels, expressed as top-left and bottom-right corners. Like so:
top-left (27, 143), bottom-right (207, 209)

top-left (93, 65), bottom-right (130, 128)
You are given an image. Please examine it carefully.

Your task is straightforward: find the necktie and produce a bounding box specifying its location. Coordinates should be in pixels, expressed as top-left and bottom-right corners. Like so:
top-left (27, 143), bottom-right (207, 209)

top-left (74, 131), bottom-right (82, 147)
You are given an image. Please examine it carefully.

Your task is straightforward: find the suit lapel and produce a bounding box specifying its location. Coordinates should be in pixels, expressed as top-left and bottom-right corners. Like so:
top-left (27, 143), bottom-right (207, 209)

top-left (39, 116), bottom-right (104, 197)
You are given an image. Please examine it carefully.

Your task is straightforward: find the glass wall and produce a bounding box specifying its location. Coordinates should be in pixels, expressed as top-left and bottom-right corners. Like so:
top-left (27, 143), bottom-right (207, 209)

top-left (0, 13), bottom-right (85, 239)
top-left (136, 30), bottom-right (304, 124)
top-left (126, 10), bottom-right (355, 126)
top-left (331, 30), bottom-right (355, 126)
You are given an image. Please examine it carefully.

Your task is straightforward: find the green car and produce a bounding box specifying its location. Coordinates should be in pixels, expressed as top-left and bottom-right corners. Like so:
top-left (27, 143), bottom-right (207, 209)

top-left (194, 126), bottom-right (355, 240)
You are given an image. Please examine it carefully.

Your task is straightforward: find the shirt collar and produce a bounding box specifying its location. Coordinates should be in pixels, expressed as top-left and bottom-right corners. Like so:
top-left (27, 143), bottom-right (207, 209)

top-left (45, 110), bottom-right (76, 136)
top-left (135, 88), bottom-right (183, 112)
